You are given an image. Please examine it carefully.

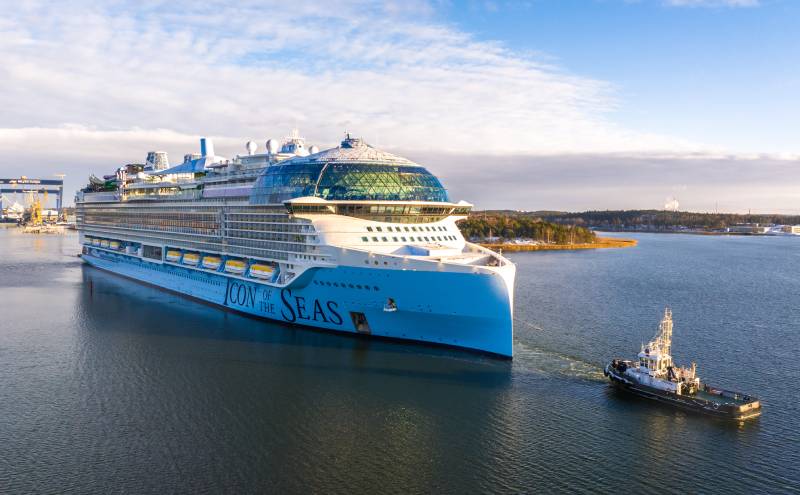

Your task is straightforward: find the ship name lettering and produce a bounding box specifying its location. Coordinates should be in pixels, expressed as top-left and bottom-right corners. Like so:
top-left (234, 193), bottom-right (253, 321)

top-left (226, 281), bottom-right (256, 308)
top-left (280, 289), bottom-right (342, 325)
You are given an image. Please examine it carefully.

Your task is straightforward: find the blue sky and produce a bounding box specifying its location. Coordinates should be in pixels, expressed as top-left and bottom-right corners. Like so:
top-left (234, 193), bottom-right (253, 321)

top-left (446, 0), bottom-right (799, 153)
top-left (0, 0), bottom-right (797, 212)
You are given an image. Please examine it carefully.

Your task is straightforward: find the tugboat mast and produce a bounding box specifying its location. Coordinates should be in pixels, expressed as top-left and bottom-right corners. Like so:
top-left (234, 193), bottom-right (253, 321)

top-left (643, 307), bottom-right (673, 358)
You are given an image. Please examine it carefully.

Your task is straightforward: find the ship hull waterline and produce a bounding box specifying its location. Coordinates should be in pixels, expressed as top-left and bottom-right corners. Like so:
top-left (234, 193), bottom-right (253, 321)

top-left (81, 248), bottom-right (515, 358)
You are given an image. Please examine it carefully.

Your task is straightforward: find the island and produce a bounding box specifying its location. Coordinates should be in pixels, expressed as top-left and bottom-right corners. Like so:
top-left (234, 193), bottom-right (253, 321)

top-left (457, 212), bottom-right (636, 251)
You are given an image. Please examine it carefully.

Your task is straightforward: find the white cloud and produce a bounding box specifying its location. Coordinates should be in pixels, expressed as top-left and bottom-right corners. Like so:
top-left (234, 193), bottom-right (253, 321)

top-left (0, 0), bottom-right (700, 158)
top-left (0, 0), bottom-right (791, 212)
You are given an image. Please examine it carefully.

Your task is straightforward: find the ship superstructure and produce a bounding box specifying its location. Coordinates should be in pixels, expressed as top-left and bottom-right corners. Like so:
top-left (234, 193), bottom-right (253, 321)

top-left (76, 132), bottom-right (516, 356)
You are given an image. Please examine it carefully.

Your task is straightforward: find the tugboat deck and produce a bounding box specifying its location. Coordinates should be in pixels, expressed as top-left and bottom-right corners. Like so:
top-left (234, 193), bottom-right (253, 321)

top-left (694, 387), bottom-right (755, 406)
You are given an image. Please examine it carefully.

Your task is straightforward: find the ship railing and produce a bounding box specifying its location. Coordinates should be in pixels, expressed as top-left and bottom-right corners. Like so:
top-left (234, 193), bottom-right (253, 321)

top-left (82, 191), bottom-right (120, 203)
top-left (463, 242), bottom-right (512, 267)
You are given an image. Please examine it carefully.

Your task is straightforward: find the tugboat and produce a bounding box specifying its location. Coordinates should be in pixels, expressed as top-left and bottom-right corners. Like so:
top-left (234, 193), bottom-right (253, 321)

top-left (604, 308), bottom-right (761, 420)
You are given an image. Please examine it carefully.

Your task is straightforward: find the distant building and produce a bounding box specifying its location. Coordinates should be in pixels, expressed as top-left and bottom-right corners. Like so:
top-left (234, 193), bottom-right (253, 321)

top-left (727, 223), bottom-right (771, 234)
top-left (781, 225), bottom-right (800, 235)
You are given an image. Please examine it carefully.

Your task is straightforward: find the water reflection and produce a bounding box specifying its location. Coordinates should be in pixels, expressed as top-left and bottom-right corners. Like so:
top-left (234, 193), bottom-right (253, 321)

top-left (2, 230), bottom-right (797, 493)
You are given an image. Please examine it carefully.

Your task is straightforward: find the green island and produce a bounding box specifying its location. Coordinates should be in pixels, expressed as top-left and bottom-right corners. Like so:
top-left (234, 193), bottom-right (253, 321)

top-left (457, 212), bottom-right (636, 251)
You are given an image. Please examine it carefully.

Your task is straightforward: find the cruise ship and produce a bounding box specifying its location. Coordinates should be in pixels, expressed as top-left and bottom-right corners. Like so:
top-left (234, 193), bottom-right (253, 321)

top-left (75, 132), bottom-right (516, 357)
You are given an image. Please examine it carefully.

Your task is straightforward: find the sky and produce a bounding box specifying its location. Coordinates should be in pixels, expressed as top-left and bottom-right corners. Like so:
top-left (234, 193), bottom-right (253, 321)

top-left (0, 0), bottom-right (798, 212)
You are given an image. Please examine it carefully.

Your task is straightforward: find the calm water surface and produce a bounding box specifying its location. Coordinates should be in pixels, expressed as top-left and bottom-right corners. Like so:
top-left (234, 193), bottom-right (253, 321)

top-left (0, 228), bottom-right (797, 494)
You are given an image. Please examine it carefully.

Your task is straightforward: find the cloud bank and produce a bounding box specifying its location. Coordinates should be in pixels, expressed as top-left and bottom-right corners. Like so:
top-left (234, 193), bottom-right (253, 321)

top-left (0, 0), bottom-right (795, 212)
top-left (0, 0), bottom-right (696, 155)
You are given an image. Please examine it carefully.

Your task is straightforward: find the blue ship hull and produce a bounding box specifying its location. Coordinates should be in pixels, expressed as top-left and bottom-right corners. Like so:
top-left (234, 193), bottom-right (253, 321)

top-left (81, 248), bottom-right (514, 357)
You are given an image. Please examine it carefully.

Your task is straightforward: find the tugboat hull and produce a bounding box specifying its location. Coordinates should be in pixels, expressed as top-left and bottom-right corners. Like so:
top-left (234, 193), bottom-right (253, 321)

top-left (605, 364), bottom-right (761, 421)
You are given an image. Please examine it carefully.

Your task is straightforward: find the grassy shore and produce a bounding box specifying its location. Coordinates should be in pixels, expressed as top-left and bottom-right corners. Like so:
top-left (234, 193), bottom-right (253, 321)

top-left (479, 236), bottom-right (637, 252)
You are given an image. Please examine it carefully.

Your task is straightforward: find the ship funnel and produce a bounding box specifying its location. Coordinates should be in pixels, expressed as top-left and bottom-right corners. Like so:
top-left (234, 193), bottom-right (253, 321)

top-left (200, 138), bottom-right (215, 157)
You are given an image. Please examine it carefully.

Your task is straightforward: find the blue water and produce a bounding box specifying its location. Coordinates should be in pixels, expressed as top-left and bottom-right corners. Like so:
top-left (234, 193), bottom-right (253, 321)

top-left (0, 229), bottom-right (797, 493)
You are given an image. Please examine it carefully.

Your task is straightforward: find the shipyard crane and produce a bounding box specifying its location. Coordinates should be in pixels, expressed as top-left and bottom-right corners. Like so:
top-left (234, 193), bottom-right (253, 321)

top-left (54, 174), bottom-right (67, 221)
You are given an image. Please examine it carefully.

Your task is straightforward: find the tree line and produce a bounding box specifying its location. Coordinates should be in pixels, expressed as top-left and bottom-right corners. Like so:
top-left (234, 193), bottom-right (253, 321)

top-left (457, 213), bottom-right (596, 244)
top-left (531, 210), bottom-right (800, 230)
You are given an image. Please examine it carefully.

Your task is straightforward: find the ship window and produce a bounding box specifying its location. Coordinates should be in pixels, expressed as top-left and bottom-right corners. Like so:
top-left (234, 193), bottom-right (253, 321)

top-left (404, 227), bottom-right (410, 232)
top-left (356, 284), bottom-right (362, 289)
top-left (381, 237), bottom-right (388, 242)
top-left (386, 226), bottom-right (393, 232)
top-left (372, 237), bottom-right (378, 242)
top-left (362, 236), bottom-right (368, 242)
top-left (392, 237), bottom-right (398, 242)
top-left (411, 227), bottom-right (417, 232)
top-left (373, 286), bottom-right (379, 291)
top-left (401, 237), bottom-right (407, 241)
top-left (376, 227), bottom-right (382, 232)
top-left (367, 227), bottom-right (373, 232)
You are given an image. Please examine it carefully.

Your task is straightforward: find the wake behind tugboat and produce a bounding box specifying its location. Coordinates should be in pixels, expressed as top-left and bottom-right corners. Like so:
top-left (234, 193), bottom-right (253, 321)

top-left (604, 308), bottom-right (761, 421)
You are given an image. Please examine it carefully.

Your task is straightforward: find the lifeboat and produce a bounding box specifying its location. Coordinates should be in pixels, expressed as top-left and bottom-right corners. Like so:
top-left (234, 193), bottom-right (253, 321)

top-left (100, 240), bottom-right (110, 248)
top-left (249, 264), bottom-right (274, 279)
top-left (202, 256), bottom-right (222, 270)
top-left (225, 259), bottom-right (246, 275)
top-left (182, 253), bottom-right (200, 266)
top-left (109, 241), bottom-right (121, 250)
top-left (166, 250), bottom-right (181, 262)
top-left (92, 238), bottom-right (101, 246)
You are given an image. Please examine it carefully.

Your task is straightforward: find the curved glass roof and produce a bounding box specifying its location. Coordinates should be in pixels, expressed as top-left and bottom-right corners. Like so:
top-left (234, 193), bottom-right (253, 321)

top-left (249, 138), bottom-right (449, 204)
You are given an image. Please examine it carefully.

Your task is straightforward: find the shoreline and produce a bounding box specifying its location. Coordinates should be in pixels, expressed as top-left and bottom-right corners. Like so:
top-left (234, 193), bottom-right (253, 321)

top-left (479, 236), bottom-right (637, 252)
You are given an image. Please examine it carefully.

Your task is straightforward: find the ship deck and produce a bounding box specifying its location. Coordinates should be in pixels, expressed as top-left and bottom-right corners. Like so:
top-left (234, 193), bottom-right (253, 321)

top-left (693, 388), bottom-right (754, 406)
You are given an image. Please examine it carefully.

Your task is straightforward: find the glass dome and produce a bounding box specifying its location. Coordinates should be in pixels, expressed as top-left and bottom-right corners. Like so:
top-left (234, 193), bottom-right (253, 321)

top-left (249, 157), bottom-right (450, 205)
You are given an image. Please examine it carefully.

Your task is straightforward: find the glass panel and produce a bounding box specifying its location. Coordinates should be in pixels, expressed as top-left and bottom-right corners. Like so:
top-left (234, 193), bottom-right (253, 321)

top-left (249, 161), bottom-right (449, 204)
top-left (316, 164), bottom-right (449, 202)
